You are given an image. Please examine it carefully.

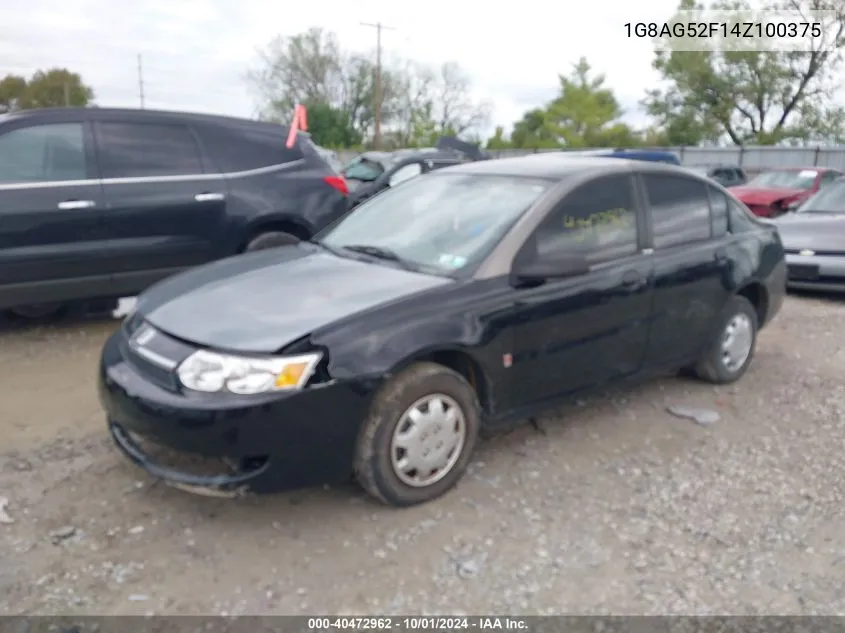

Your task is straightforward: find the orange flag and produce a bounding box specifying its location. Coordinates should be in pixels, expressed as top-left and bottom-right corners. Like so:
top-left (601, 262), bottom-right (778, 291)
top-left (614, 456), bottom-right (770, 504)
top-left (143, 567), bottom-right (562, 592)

top-left (285, 104), bottom-right (309, 148)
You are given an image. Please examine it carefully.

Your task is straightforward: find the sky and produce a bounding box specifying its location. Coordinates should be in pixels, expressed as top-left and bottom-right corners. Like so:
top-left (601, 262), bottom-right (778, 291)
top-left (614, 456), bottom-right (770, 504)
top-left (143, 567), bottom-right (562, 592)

top-left (2, 0), bottom-right (686, 136)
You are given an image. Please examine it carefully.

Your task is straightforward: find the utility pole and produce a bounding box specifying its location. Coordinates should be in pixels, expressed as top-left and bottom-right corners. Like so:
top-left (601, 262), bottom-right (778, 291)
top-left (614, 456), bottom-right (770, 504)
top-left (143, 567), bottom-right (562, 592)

top-left (360, 21), bottom-right (394, 149)
top-left (137, 54), bottom-right (145, 108)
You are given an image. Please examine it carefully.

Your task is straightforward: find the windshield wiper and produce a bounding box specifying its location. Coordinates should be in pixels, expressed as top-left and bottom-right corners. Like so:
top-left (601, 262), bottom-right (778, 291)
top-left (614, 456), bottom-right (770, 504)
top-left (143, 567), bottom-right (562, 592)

top-left (342, 244), bottom-right (426, 272)
top-left (343, 244), bottom-right (403, 261)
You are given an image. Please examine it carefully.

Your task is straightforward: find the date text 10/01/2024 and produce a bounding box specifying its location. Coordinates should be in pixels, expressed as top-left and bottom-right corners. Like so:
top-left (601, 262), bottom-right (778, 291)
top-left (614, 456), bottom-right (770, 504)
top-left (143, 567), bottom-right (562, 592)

top-left (624, 21), bottom-right (823, 39)
top-left (307, 617), bottom-right (528, 631)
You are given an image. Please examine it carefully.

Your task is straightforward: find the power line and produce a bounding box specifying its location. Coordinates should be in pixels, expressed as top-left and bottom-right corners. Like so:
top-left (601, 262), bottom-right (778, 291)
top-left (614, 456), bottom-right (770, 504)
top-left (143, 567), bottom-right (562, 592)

top-left (137, 53), bottom-right (145, 108)
top-left (360, 21), bottom-right (395, 150)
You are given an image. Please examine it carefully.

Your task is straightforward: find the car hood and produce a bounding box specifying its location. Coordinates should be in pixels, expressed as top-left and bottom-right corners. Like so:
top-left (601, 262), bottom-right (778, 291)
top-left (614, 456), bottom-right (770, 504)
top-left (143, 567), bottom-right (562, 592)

top-left (731, 186), bottom-right (805, 205)
top-left (138, 244), bottom-right (452, 353)
top-left (772, 212), bottom-right (845, 251)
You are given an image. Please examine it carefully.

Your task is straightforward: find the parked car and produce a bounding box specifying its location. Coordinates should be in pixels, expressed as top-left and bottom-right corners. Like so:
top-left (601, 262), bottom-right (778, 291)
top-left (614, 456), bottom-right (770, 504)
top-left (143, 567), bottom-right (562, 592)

top-left (731, 167), bottom-right (844, 217)
top-left (0, 107), bottom-right (349, 319)
top-left (772, 175), bottom-right (845, 291)
top-left (343, 137), bottom-right (488, 208)
top-left (99, 154), bottom-right (785, 507)
top-left (687, 165), bottom-right (747, 188)
top-left (561, 148), bottom-right (681, 165)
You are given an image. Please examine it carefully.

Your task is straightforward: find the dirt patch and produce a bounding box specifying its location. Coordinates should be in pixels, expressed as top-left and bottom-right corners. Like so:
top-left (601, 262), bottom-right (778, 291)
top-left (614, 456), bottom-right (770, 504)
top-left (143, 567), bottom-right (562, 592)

top-left (2, 294), bottom-right (845, 614)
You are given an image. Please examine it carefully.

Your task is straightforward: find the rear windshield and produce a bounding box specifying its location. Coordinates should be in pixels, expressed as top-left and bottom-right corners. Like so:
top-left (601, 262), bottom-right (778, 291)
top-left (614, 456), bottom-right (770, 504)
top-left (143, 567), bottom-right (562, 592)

top-left (749, 169), bottom-right (817, 190)
top-left (343, 156), bottom-right (385, 182)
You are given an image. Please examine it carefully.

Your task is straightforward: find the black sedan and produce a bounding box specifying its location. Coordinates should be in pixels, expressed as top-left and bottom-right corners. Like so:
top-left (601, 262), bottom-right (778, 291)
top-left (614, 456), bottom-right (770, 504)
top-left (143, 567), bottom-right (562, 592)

top-left (773, 176), bottom-right (845, 291)
top-left (99, 155), bottom-right (786, 507)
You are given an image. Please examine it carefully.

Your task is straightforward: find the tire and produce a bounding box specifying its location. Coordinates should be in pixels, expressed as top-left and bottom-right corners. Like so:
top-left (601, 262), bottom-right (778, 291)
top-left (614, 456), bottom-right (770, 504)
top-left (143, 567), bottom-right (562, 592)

top-left (694, 295), bottom-right (758, 384)
top-left (354, 362), bottom-right (481, 507)
top-left (244, 231), bottom-right (301, 252)
top-left (5, 302), bottom-right (66, 323)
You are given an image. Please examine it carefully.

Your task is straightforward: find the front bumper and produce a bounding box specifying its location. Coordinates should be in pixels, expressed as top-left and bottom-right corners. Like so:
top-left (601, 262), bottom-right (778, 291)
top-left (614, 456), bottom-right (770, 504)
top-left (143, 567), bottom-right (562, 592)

top-left (785, 253), bottom-right (845, 292)
top-left (98, 329), bottom-right (377, 495)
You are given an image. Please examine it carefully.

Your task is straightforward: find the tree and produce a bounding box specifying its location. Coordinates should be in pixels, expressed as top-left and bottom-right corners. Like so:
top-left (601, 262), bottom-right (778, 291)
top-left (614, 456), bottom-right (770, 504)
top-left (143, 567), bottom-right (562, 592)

top-left (247, 28), bottom-right (490, 147)
top-left (543, 57), bottom-right (638, 147)
top-left (0, 69), bottom-right (94, 112)
top-left (0, 75), bottom-right (27, 112)
top-left (510, 109), bottom-right (558, 148)
top-left (643, 0), bottom-right (845, 145)
top-left (485, 126), bottom-right (512, 149)
top-left (303, 100), bottom-right (362, 147)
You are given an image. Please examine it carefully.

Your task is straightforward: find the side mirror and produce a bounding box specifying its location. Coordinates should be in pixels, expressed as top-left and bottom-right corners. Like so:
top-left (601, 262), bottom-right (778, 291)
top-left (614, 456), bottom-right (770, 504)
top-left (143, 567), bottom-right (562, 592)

top-left (510, 253), bottom-right (590, 285)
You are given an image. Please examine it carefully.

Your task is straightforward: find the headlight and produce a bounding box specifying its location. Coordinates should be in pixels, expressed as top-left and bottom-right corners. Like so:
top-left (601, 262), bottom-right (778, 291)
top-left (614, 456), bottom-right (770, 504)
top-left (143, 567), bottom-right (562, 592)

top-left (177, 350), bottom-right (322, 395)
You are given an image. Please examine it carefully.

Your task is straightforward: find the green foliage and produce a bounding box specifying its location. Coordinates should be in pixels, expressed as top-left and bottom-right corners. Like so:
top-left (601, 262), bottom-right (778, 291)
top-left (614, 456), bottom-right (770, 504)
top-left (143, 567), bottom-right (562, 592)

top-left (544, 58), bottom-right (637, 147)
top-left (485, 126), bottom-right (511, 149)
top-left (303, 100), bottom-right (362, 147)
top-left (248, 29), bottom-right (491, 149)
top-left (0, 68), bottom-right (94, 111)
top-left (644, 0), bottom-right (845, 145)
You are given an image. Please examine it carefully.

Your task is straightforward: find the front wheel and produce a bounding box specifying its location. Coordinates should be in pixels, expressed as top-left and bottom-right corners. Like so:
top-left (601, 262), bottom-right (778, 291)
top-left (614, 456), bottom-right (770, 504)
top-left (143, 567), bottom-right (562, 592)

top-left (244, 231), bottom-right (301, 252)
top-left (354, 362), bottom-right (481, 507)
top-left (694, 295), bottom-right (758, 384)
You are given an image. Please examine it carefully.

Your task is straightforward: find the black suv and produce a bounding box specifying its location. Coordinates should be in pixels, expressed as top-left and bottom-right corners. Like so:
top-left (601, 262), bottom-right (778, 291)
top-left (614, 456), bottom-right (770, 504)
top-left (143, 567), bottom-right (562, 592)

top-left (0, 107), bottom-right (349, 318)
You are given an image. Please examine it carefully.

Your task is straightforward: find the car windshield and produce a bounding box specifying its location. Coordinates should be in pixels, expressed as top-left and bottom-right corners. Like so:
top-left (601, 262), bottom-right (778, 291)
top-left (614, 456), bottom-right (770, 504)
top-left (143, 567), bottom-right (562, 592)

top-left (319, 172), bottom-right (552, 276)
top-left (748, 169), bottom-right (817, 190)
top-left (797, 180), bottom-right (845, 213)
top-left (343, 156), bottom-right (385, 182)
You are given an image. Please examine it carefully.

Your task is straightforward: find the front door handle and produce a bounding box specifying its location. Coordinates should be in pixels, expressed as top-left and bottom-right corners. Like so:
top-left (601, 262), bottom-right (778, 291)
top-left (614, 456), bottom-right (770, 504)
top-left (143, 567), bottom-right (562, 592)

top-left (195, 192), bottom-right (225, 202)
top-left (58, 200), bottom-right (96, 210)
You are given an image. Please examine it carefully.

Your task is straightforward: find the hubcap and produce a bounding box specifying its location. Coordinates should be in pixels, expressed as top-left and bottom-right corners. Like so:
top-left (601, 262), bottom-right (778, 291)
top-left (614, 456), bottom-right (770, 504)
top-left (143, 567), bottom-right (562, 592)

top-left (390, 394), bottom-right (467, 488)
top-left (721, 313), bottom-right (753, 372)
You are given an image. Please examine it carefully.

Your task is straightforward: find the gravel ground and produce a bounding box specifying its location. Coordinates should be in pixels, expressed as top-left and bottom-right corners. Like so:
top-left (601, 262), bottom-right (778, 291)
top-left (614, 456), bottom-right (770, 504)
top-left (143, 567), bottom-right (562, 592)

top-left (1, 293), bottom-right (845, 616)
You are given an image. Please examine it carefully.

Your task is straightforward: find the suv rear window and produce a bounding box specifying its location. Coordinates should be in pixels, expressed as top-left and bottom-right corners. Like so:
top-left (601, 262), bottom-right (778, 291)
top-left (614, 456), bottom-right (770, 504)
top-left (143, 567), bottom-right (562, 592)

top-left (198, 123), bottom-right (304, 173)
top-left (95, 121), bottom-right (204, 178)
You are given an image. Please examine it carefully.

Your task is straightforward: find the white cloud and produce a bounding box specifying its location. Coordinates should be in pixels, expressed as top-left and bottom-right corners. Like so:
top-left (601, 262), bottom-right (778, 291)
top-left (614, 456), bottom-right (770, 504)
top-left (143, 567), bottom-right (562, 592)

top-left (2, 0), bottom-right (679, 134)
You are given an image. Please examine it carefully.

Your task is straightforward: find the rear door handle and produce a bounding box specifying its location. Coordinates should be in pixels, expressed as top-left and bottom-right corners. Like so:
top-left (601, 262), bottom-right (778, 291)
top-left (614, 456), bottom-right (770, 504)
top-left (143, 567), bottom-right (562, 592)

top-left (194, 192), bottom-right (225, 202)
top-left (58, 200), bottom-right (96, 210)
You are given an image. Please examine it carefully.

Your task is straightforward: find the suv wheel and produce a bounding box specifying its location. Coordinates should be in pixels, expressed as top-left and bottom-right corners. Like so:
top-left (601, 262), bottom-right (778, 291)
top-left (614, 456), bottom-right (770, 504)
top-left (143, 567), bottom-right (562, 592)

top-left (244, 231), bottom-right (301, 252)
top-left (694, 295), bottom-right (758, 384)
top-left (6, 302), bottom-right (66, 322)
top-left (354, 362), bottom-right (481, 507)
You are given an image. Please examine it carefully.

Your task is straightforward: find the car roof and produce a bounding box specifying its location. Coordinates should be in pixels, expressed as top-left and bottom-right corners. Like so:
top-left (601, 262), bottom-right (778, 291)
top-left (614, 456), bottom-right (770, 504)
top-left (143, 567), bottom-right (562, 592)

top-left (762, 166), bottom-right (829, 172)
top-left (1, 106), bottom-right (293, 134)
top-left (446, 153), bottom-right (690, 179)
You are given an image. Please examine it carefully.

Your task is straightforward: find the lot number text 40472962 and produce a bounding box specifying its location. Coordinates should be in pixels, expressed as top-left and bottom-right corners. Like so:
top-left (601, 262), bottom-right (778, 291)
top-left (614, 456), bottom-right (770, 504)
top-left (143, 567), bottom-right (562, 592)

top-left (306, 617), bottom-right (529, 631)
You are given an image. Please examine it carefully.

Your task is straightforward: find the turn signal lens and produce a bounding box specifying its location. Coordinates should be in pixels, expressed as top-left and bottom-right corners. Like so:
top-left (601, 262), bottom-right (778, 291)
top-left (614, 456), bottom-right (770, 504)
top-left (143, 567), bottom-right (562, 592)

top-left (274, 361), bottom-right (312, 388)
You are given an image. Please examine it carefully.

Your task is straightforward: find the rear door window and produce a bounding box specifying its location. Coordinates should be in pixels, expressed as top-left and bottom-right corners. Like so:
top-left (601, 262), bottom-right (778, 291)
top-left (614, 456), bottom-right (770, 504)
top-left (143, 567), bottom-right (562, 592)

top-left (95, 121), bottom-right (204, 178)
top-left (642, 173), bottom-right (711, 249)
top-left (0, 123), bottom-right (87, 183)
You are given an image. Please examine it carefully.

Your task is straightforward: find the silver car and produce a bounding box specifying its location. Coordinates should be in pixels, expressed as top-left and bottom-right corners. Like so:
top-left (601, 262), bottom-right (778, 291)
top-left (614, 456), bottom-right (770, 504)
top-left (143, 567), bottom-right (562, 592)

top-left (773, 177), bottom-right (845, 291)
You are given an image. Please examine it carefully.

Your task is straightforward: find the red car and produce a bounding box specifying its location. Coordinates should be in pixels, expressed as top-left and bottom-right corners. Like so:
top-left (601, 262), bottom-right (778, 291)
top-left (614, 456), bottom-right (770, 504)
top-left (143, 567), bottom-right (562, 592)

top-left (731, 167), bottom-right (844, 217)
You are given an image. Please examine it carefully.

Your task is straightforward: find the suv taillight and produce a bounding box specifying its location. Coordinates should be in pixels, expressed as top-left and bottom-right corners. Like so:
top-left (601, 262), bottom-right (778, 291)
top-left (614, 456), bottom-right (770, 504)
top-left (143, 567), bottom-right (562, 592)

top-left (323, 175), bottom-right (349, 197)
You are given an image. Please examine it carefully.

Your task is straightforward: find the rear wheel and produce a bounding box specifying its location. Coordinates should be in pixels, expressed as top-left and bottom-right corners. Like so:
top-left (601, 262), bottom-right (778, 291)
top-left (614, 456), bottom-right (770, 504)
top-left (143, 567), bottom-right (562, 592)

top-left (354, 362), bottom-right (481, 507)
top-left (5, 302), bottom-right (66, 323)
top-left (244, 231), bottom-right (301, 252)
top-left (694, 295), bottom-right (758, 384)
